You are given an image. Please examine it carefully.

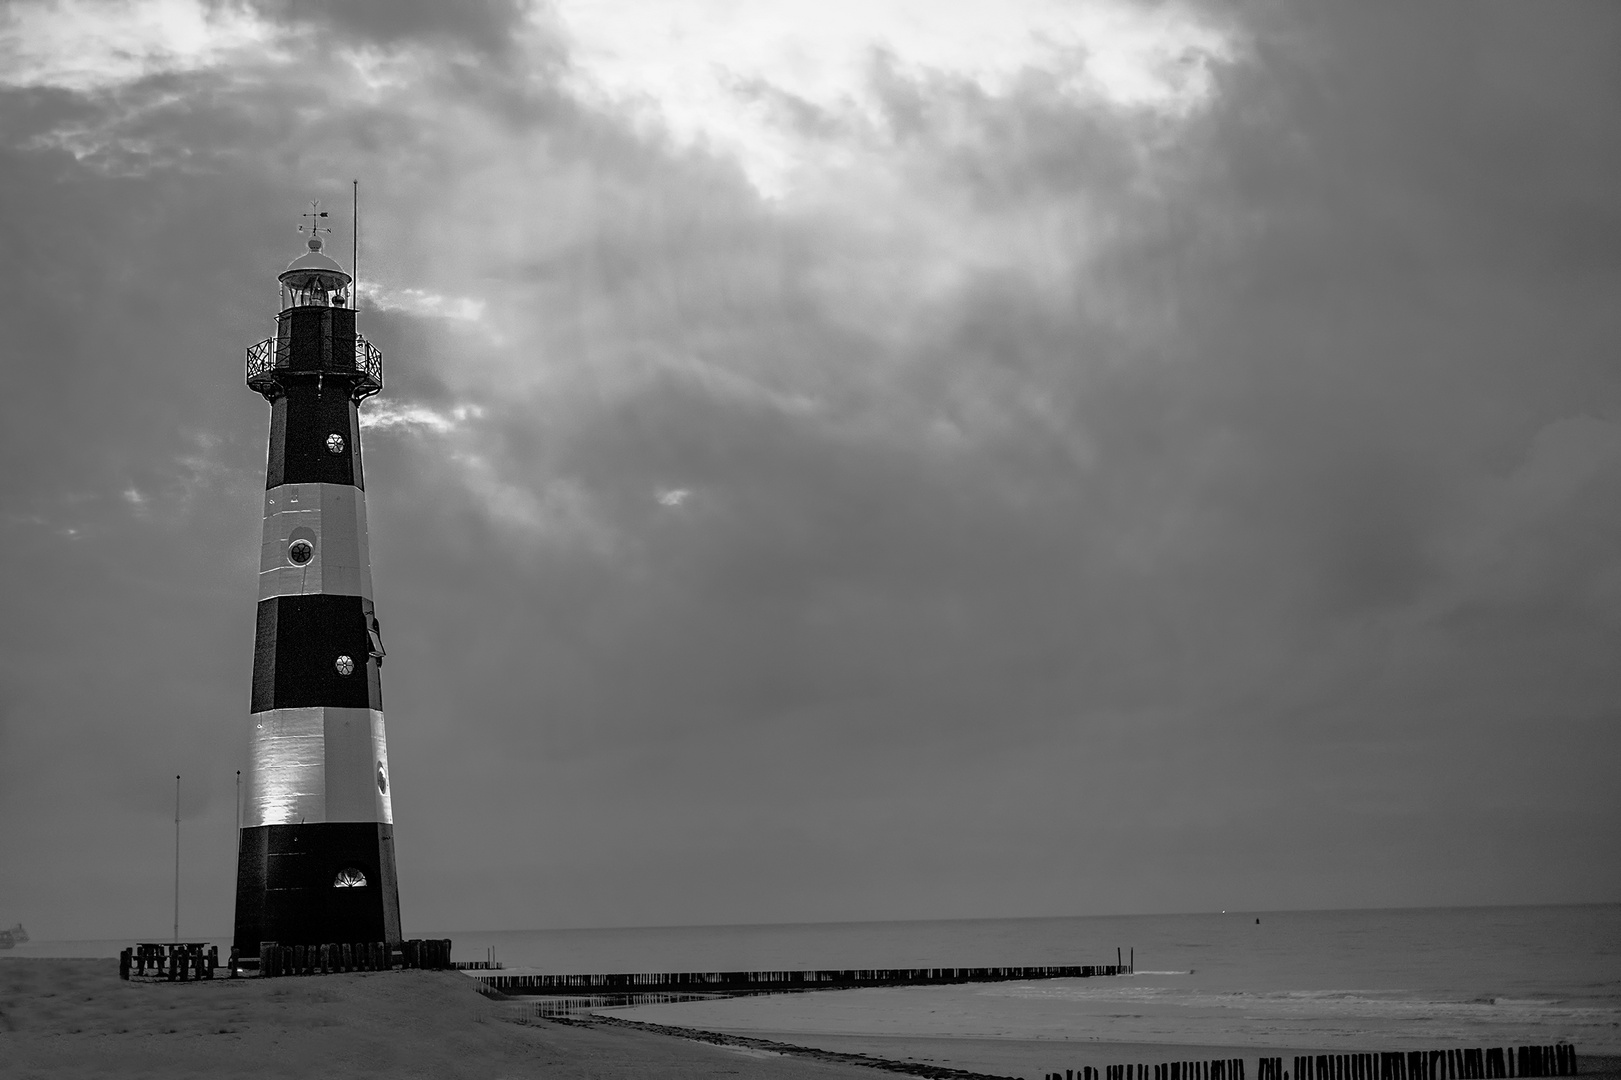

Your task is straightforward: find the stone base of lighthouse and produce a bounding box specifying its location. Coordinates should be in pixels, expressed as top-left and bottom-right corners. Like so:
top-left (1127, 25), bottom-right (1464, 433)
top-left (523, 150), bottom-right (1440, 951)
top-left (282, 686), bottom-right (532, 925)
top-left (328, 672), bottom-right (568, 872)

top-left (233, 823), bottom-right (401, 953)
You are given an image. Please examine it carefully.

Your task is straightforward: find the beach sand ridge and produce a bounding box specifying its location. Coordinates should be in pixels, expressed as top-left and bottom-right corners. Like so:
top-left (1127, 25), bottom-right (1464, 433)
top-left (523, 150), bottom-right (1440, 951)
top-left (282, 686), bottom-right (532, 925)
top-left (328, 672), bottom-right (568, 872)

top-left (0, 957), bottom-right (936, 1079)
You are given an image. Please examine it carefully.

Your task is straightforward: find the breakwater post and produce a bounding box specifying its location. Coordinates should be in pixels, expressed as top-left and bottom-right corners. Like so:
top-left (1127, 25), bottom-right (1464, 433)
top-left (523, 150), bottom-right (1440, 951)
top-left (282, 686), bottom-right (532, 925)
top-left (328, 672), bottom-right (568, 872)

top-left (1051, 1048), bottom-right (1576, 1080)
top-left (1284, 1047), bottom-right (1576, 1080)
top-left (253, 937), bottom-right (452, 977)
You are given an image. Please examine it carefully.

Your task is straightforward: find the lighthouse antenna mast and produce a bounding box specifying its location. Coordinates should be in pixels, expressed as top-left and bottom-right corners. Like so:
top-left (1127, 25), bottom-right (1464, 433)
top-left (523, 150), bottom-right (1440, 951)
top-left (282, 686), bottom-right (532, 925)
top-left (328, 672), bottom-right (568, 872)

top-left (352, 180), bottom-right (360, 313)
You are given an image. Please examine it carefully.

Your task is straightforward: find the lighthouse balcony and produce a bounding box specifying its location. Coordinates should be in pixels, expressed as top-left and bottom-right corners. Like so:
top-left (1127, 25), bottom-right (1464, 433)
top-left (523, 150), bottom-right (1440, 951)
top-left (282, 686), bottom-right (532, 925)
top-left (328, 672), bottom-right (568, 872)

top-left (247, 334), bottom-right (383, 402)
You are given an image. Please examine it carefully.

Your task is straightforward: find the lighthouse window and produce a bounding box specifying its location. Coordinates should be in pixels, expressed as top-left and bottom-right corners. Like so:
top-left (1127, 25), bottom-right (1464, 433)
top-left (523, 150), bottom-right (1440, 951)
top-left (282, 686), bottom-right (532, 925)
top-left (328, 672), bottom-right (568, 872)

top-left (326, 433), bottom-right (345, 454)
top-left (334, 868), bottom-right (367, 888)
top-left (288, 538), bottom-right (314, 565)
top-left (334, 655), bottom-right (355, 676)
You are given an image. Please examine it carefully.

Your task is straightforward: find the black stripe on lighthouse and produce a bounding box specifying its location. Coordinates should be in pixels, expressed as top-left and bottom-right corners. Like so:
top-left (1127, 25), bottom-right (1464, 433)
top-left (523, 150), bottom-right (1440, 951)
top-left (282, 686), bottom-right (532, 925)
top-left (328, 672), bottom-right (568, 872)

top-left (251, 595), bottom-right (383, 712)
top-left (235, 824), bottom-right (402, 948)
top-left (266, 379), bottom-right (366, 489)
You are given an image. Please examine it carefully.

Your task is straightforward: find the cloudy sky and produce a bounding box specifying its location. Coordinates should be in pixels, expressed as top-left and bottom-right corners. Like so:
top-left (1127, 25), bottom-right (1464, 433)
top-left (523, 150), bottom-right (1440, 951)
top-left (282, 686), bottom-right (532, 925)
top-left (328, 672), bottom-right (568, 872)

top-left (1, 0), bottom-right (1618, 941)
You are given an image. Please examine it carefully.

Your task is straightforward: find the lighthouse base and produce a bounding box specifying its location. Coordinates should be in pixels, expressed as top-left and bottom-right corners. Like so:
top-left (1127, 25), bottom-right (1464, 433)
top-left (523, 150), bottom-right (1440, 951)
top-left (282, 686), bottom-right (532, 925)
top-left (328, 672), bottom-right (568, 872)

top-left (233, 822), bottom-right (402, 954)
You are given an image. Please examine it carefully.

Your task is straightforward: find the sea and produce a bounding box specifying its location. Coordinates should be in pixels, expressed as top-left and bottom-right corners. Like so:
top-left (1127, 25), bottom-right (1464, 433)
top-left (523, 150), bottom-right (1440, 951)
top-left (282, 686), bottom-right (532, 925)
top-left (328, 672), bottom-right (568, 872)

top-left (15, 904), bottom-right (1618, 1079)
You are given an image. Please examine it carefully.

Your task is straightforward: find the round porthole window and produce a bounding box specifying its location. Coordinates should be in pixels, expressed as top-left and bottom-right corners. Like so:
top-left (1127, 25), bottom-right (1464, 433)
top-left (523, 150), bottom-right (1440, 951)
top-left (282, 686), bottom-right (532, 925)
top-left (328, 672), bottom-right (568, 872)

top-left (334, 867), bottom-right (367, 888)
top-left (377, 762), bottom-right (388, 795)
top-left (326, 433), bottom-right (345, 454)
top-left (288, 538), bottom-right (314, 565)
top-left (334, 655), bottom-right (355, 676)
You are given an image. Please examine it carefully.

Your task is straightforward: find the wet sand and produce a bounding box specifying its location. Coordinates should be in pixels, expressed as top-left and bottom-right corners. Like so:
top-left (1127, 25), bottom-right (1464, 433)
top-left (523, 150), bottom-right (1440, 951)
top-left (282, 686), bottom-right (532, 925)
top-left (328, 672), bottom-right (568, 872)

top-left (659, 1029), bottom-right (1620, 1080)
top-left (652, 1029), bottom-right (1310, 1080)
top-left (590, 1016), bottom-right (1283, 1078)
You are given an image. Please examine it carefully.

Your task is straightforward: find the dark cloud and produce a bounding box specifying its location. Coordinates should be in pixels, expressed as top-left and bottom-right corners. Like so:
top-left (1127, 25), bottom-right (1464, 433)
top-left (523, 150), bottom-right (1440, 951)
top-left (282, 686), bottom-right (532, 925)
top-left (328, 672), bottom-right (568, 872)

top-left (243, 0), bottom-right (532, 54)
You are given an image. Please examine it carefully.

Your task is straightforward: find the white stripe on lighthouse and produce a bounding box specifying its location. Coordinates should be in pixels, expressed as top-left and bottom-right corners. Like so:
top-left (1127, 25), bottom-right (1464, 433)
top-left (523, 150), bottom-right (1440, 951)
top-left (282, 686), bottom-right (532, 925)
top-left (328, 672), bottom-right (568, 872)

top-left (244, 707), bottom-right (394, 828)
top-left (258, 483), bottom-right (374, 601)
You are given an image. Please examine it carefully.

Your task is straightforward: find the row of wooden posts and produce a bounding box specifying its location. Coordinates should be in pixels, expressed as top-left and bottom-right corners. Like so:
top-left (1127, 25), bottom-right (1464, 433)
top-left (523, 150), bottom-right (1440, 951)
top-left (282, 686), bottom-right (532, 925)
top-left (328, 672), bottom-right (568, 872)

top-left (1281, 1047), bottom-right (1579, 1080)
top-left (1046, 1048), bottom-right (1579, 1080)
top-left (119, 943), bottom-right (219, 981)
top-left (1049, 1057), bottom-right (1248, 1080)
top-left (478, 963), bottom-right (1131, 995)
top-left (255, 938), bottom-right (453, 977)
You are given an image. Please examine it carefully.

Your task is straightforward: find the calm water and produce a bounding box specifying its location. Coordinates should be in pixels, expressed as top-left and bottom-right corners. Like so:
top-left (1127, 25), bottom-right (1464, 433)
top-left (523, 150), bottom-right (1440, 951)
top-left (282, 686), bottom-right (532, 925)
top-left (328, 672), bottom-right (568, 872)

top-left (16, 905), bottom-right (1619, 1066)
top-left (437, 905), bottom-right (1619, 1056)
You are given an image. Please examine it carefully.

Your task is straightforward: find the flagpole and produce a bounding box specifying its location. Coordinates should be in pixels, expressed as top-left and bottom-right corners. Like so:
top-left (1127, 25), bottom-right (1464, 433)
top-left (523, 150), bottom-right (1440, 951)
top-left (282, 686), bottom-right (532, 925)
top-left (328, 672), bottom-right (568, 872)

top-left (173, 774), bottom-right (180, 944)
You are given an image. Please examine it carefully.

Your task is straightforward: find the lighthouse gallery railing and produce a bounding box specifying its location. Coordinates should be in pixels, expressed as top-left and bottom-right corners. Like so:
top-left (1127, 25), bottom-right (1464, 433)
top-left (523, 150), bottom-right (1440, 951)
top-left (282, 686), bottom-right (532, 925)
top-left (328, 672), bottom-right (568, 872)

top-left (246, 334), bottom-right (383, 402)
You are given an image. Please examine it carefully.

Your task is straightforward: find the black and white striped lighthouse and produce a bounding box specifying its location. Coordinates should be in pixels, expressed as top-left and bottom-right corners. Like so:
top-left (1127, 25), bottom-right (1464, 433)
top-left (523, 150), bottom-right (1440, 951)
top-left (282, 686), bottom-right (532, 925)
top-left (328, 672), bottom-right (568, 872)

top-left (233, 211), bottom-right (401, 954)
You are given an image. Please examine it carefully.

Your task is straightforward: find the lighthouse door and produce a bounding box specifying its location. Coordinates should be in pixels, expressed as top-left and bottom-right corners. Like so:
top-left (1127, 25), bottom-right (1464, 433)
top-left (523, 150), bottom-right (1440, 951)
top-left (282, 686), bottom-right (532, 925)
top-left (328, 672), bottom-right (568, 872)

top-left (322, 856), bottom-right (384, 944)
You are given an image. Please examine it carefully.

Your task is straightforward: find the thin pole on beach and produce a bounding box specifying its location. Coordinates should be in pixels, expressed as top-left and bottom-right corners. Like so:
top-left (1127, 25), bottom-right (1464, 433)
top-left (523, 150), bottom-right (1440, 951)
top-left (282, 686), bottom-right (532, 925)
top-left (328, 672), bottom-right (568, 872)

top-left (173, 774), bottom-right (180, 944)
top-left (235, 770), bottom-right (241, 833)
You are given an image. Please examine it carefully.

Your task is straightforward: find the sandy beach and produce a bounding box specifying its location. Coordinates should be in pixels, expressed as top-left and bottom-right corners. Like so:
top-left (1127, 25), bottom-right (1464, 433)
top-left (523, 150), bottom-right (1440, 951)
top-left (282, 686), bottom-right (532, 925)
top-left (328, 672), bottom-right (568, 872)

top-left (6, 957), bottom-right (1615, 1080)
top-left (0, 958), bottom-right (957, 1079)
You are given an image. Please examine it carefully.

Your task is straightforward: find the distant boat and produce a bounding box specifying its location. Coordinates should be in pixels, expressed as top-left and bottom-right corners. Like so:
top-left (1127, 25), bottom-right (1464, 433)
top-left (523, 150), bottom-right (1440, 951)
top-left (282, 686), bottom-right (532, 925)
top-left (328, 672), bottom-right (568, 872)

top-left (0, 924), bottom-right (28, 949)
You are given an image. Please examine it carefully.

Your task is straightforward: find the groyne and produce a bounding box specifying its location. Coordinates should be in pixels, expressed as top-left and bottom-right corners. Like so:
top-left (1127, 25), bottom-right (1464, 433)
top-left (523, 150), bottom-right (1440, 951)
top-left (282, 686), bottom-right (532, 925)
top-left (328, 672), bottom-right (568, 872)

top-left (474, 962), bottom-right (1129, 995)
top-left (1042, 1047), bottom-right (1580, 1080)
top-left (1284, 1048), bottom-right (1580, 1080)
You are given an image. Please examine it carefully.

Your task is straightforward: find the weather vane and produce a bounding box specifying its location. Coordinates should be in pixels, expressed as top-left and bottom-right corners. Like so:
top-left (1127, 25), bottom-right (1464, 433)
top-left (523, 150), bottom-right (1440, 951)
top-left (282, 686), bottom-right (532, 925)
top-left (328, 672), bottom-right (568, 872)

top-left (298, 200), bottom-right (331, 243)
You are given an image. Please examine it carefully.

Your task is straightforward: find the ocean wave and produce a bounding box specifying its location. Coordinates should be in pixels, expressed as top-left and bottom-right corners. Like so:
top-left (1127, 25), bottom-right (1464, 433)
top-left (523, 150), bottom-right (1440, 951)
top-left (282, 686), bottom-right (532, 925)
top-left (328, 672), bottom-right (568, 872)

top-left (978, 982), bottom-right (1615, 1024)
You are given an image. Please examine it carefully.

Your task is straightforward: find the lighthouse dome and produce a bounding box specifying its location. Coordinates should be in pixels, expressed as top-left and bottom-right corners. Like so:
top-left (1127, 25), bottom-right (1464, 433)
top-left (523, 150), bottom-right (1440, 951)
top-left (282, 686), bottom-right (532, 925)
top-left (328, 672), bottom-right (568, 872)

top-left (280, 235), bottom-right (352, 291)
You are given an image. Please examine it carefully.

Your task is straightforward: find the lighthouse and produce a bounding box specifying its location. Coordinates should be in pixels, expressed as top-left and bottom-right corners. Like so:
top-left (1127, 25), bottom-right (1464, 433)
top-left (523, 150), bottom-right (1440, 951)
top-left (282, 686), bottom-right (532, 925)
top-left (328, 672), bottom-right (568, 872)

top-left (234, 211), bottom-right (401, 955)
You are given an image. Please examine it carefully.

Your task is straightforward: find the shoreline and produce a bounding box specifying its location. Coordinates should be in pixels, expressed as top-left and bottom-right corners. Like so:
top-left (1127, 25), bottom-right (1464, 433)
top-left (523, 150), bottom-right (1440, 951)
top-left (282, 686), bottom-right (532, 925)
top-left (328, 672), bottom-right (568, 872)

top-left (580, 1013), bottom-right (1027, 1078)
top-left (585, 1018), bottom-right (1621, 1080)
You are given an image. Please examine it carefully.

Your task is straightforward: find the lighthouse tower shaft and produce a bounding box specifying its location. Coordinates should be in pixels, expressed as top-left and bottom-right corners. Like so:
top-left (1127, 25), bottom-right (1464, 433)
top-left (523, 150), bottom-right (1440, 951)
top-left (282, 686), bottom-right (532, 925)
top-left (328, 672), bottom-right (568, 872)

top-left (234, 235), bottom-right (401, 954)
